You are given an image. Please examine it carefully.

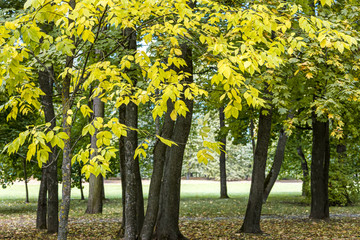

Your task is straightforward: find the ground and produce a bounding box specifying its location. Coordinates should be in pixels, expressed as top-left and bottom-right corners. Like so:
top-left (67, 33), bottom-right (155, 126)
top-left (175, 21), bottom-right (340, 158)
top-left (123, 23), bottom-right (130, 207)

top-left (0, 180), bottom-right (359, 239)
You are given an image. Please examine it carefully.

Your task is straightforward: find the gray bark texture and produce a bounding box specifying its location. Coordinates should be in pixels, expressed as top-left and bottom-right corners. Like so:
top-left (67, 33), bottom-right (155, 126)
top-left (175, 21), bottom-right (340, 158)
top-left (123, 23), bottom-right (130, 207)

top-left (86, 96), bottom-right (105, 214)
top-left (139, 100), bottom-right (175, 240)
top-left (58, 1), bottom-right (76, 237)
top-left (118, 104), bottom-right (126, 238)
top-left (240, 106), bottom-right (273, 233)
top-left (219, 107), bottom-right (229, 199)
top-left (297, 145), bottom-right (309, 196)
top-left (155, 43), bottom-right (194, 240)
top-left (38, 68), bottom-right (59, 233)
top-left (36, 167), bottom-right (47, 229)
top-left (23, 158), bottom-right (29, 203)
top-left (310, 112), bottom-right (330, 219)
top-left (263, 129), bottom-right (288, 203)
top-left (123, 27), bottom-right (144, 240)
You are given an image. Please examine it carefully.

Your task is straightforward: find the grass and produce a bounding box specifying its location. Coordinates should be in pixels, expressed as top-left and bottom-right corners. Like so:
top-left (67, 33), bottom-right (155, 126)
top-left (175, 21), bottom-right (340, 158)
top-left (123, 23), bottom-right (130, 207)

top-left (0, 180), bottom-right (301, 200)
top-left (1, 180), bottom-right (359, 239)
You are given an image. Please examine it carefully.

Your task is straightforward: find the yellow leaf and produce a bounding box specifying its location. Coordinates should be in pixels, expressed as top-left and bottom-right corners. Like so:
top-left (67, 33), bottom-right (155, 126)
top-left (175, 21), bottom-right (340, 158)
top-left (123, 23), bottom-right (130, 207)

top-left (57, 132), bottom-right (69, 140)
top-left (156, 135), bottom-right (178, 147)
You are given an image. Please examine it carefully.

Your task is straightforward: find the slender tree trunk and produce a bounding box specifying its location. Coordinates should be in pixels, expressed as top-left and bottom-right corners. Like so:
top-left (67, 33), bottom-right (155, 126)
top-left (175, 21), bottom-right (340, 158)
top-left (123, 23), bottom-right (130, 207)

top-left (240, 106), bottom-right (273, 233)
top-left (219, 107), bottom-right (229, 199)
top-left (155, 43), bottom-right (194, 240)
top-left (118, 104), bottom-right (126, 238)
top-left (123, 27), bottom-right (144, 240)
top-left (263, 129), bottom-right (288, 203)
top-left (139, 100), bottom-right (175, 240)
top-left (79, 166), bottom-right (85, 201)
top-left (86, 96), bottom-right (105, 214)
top-left (297, 145), bottom-right (309, 196)
top-left (23, 158), bottom-right (29, 203)
top-left (250, 118), bottom-right (256, 155)
top-left (36, 168), bottom-right (47, 229)
top-left (58, 1), bottom-right (75, 237)
top-left (310, 112), bottom-right (330, 219)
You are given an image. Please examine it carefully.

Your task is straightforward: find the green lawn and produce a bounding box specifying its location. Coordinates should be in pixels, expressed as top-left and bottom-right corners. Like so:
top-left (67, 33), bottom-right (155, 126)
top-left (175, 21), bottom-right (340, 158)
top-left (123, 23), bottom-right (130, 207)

top-left (0, 180), bottom-right (302, 200)
top-left (1, 180), bottom-right (359, 239)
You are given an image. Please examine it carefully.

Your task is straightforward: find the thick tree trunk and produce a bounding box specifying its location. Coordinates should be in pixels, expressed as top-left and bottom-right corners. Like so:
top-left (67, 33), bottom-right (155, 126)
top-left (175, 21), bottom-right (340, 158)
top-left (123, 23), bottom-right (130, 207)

top-left (47, 149), bottom-right (58, 233)
top-left (86, 96), bottom-right (104, 214)
top-left (23, 158), bottom-right (29, 203)
top-left (297, 145), bottom-right (309, 196)
top-left (309, 112), bottom-right (330, 219)
top-left (123, 27), bottom-right (144, 240)
top-left (263, 129), bottom-right (288, 203)
top-left (240, 106), bottom-right (273, 233)
top-left (139, 100), bottom-right (175, 240)
top-left (124, 101), bottom-right (144, 239)
top-left (36, 168), bottom-right (47, 229)
top-left (219, 107), bottom-right (229, 199)
top-left (38, 68), bottom-right (59, 233)
top-left (155, 43), bottom-right (194, 240)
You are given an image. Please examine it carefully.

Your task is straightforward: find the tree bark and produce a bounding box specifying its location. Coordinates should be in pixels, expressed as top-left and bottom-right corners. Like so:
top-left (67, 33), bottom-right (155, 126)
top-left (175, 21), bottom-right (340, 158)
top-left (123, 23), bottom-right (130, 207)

top-left (297, 145), bottom-right (309, 196)
top-left (219, 107), bottom-right (229, 199)
top-left (139, 100), bottom-right (175, 240)
top-left (155, 43), bottom-right (194, 240)
top-left (240, 106), bottom-right (273, 233)
top-left (47, 148), bottom-right (59, 234)
top-left (263, 129), bottom-right (288, 203)
top-left (78, 165), bottom-right (85, 201)
top-left (38, 68), bottom-right (59, 233)
top-left (36, 168), bottom-right (47, 229)
top-left (58, 1), bottom-right (76, 237)
top-left (23, 158), bottom-right (29, 203)
top-left (309, 112), bottom-right (330, 219)
top-left (118, 104), bottom-right (126, 238)
top-left (250, 118), bottom-right (256, 155)
top-left (86, 96), bottom-right (105, 214)
top-left (123, 27), bottom-right (144, 240)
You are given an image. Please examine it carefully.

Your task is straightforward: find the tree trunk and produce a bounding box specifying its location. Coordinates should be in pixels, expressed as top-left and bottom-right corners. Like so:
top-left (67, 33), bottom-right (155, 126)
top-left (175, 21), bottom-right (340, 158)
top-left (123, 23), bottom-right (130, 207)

top-left (219, 107), bottom-right (229, 199)
top-left (118, 104), bottom-right (126, 238)
top-left (124, 101), bottom-right (144, 239)
top-left (309, 112), bottom-right (330, 219)
top-left (40, 69), bottom-right (59, 234)
top-left (250, 118), bottom-right (256, 155)
top-left (58, 0), bottom-right (75, 236)
top-left (240, 106), bottom-right (273, 233)
top-left (23, 158), bottom-right (29, 203)
top-left (38, 68), bottom-right (59, 233)
top-left (263, 129), bottom-right (287, 203)
top-left (36, 168), bottom-right (47, 229)
top-left (86, 96), bottom-right (104, 214)
top-left (297, 145), bottom-right (309, 196)
top-left (139, 100), bottom-right (175, 240)
top-left (47, 149), bottom-right (58, 234)
top-left (155, 43), bottom-right (194, 240)
top-left (78, 165), bottom-right (85, 200)
top-left (123, 27), bottom-right (144, 240)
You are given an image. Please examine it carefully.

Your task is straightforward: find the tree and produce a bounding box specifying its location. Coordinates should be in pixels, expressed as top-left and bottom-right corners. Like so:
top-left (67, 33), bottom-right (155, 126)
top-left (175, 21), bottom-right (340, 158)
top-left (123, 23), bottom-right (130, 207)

top-left (219, 106), bottom-right (229, 199)
top-left (240, 104), bottom-right (273, 233)
top-left (2, 0), bottom-right (356, 239)
top-left (85, 95), bottom-right (104, 214)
